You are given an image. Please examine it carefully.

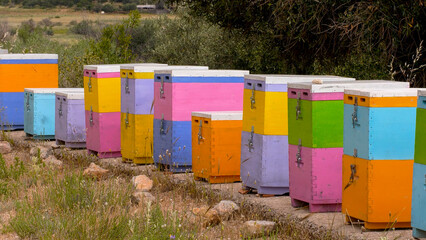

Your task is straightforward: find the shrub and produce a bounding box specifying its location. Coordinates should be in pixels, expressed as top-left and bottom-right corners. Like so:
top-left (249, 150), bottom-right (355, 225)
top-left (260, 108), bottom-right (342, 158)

top-left (101, 3), bottom-right (116, 13)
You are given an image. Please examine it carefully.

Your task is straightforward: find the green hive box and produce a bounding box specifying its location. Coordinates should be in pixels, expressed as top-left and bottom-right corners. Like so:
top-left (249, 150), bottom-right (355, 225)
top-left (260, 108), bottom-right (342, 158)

top-left (415, 108), bottom-right (426, 165)
top-left (288, 99), bottom-right (343, 148)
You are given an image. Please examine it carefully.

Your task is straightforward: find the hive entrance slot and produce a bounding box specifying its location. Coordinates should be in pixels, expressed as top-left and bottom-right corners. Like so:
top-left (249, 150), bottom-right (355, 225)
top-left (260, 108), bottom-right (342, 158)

top-left (348, 96), bottom-right (353, 101)
top-left (360, 98), bottom-right (366, 102)
top-left (204, 120), bottom-right (208, 124)
top-left (247, 82), bottom-right (252, 86)
top-left (303, 92), bottom-right (308, 96)
top-left (257, 83), bottom-right (262, 87)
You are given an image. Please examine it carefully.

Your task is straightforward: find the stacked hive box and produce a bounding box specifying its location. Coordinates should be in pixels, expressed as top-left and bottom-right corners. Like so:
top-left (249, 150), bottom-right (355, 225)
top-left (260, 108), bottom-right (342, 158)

top-left (241, 75), bottom-right (355, 196)
top-left (0, 54), bottom-right (58, 130)
top-left (24, 88), bottom-right (77, 139)
top-left (412, 89), bottom-right (426, 238)
top-left (0, 49), bottom-right (7, 54)
top-left (288, 81), bottom-right (410, 212)
top-left (84, 63), bottom-right (166, 158)
top-left (55, 89), bottom-right (85, 148)
top-left (120, 65), bottom-right (208, 164)
top-left (192, 111), bottom-right (243, 183)
top-left (342, 88), bottom-right (417, 229)
top-left (153, 69), bottom-right (249, 172)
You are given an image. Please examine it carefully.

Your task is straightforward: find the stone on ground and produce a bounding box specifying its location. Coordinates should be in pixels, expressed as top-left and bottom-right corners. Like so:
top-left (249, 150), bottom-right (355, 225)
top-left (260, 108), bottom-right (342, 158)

top-left (0, 141), bottom-right (12, 154)
top-left (132, 175), bottom-right (153, 192)
top-left (212, 200), bottom-right (240, 219)
top-left (241, 220), bottom-right (276, 238)
top-left (30, 146), bottom-right (51, 159)
top-left (43, 155), bottom-right (63, 169)
top-left (83, 162), bottom-right (109, 179)
top-left (131, 191), bottom-right (155, 205)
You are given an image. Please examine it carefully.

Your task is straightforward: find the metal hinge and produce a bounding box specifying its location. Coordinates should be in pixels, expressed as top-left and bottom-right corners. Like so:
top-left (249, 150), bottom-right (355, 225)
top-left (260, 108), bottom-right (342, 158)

top-left (352, 97), bottom-right (360, 128)
top-left (197, 120), bottom-right (203, 144)
top-left (26, 94), bottom-right (30, 112)
top-left (58, 99), bottom-right (63, 117)
top-left (125, 110), bottom-right (129, 128)
top-left (296, 92), bottom-right (302, 120)
top-left (160, 114), bottom-right (165, 135)
top-left (250, 84), bottom-right (255, 109)
top-left (160, 76), bottom-right (165, 98)
top-left (125, 72), bottom-right (130, 94)
top-left (296, 139), bottom-right (303, 167)
top-left (88, 72), bottom-right (93, 92)
top-left (248, 126), bottom-right (254, 152)
top-left (89, 106), bottom-right (93, 126)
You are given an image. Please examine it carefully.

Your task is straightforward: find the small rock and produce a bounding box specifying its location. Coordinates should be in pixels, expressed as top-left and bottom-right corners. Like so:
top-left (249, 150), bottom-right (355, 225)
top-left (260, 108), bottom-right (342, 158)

top-left (204, 209), bottom-right (220, 226)
top-left (132, 175), bottom-right (153, 192)
top-left (0, 141), bottom-right (12, 154)
top-left (241, 220), bottom-right (276, 238)
top-left (131, 191), bottom-right (155, 205)
top-left (212, 200), bottom-right (240, 219)
top-left (43, 156), bottom-right (63, 169)
top-left (192, 206), bottom-right (210, 216)
top-left (312, 79), bottom-right (323, 84)
top-left (30, 146), bottom-right (51, 159)
top-left (83, 162), bottom-right (109, 179)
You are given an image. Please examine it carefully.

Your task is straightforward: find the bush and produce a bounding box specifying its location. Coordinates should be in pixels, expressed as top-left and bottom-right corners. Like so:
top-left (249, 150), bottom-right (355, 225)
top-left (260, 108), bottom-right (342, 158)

top-left (101, 3), bottom-right (116, 13)
top-left (122, 3), bottom-right (136, 12)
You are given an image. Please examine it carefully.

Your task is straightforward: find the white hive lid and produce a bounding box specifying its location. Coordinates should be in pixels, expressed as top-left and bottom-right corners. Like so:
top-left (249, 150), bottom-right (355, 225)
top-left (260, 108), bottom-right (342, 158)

top-left (56, 88), bottom-right (84, 99)
top-left (121, 65), bottom-right (208, 72)
top-left (0, 53), bottom-right (58, 59)
top-left (344, 88), bottom-right (420, 97)
top-left (84, 63), bottom-right (167, 73)
top-left (245, 74), bottom-right (355, 84)
top-left (418, 89), bottom-right (426, 97)
top-left (155, 69), bottom-right (250, 77)
top-left (288, 80), bottom-right (409, 93)
top-left (25, 88), bottom-right (79, 94)
top-left (192, 111), bottom-right (243, 120)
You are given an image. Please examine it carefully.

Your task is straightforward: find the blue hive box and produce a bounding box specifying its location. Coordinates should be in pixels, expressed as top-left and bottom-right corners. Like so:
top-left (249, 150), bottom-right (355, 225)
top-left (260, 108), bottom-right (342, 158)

top-left (412, 162), bottom-right (426, 238)
top-left (343, 88), bottom-right (418, 160)
top-left (0, 92), bottom-right (24, 130)
top-left (24, 88), bottom-right (77, 139)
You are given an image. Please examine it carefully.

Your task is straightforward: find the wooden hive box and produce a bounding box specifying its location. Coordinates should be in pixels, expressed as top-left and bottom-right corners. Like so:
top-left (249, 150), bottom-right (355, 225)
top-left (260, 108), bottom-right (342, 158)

top-left (0, 49), bottom-right (8, 54)
top-left (0, 54), bottom-right (58, 130)
top-left (288, 81), bottom-right (410, 213)
top-left (243, 75), bottom-right (355, 135)
top-left (192, 111), bottom-right (242, 184)
top-left (55, 89), bottom-right (85, 148)
top-left (153, 69), bottom-right (249, 172)
top-left (24, 88), bottom-right (77, 139)
top-left (120, 65), bottom-right (207, 164)
top-left (84, 63), bottom-right (165, 158)
top-left (411, 89), bottom-right (426, 238)
top-left (342, 88), bottom-right (418, 230)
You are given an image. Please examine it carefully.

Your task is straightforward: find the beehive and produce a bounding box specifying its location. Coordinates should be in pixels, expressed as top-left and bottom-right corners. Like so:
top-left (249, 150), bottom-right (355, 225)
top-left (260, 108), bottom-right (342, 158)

top-left (241, 75), bottom-right (355, 196)
top-left (288, 81), bottom-right (410, 212)
top-left (0, 49), bottom-right (7, 54)
top-left (153, 69), bottom-right (249, 172)
top-left (84, 63), bottom-right (166, 158)
top-left (120, 65), bottom-right (208, 164)
top-left (0, 54), bottom-right (58, 129)
top-left (411, 89), bottom-right (426, 238)
top-left (342, 88), bottom-right (417, 229)
top-left (24, 88), bottom-right (77, 139)
top-left (55, 89), bottom-right (85, 148)
top-left (192, 111), bottom-right (242, 184)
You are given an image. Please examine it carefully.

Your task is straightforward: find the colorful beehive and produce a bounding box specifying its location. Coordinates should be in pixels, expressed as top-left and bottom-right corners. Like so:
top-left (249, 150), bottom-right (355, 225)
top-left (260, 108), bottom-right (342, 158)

top-left (192, 111), bottom-right (242, 183)
top-left (241, 75), bottom-right (355, 196)
top-left (0, 54), bottom-right (58, 130)
top-left (342, 88), bottom-right (417, 229)
top-left (84, 63), bottom-right (166, 158)
top-left (412, 89), bottom-right (426, 238)
top-left (24, 88), bottom-right (77, 139)
top-left (55, 89), bottom-right (85, 148)
top-left (120, 65), bottom-right (208, 164)
top-left (288, 80), bottom-right (410, 212)
top-left (153, 69), bottom-right (249, 172)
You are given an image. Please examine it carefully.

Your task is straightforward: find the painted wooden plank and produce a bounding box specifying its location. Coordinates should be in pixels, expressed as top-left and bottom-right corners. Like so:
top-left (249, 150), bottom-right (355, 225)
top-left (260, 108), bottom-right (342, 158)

top-left (412, 163), bottom-right (426, 237)
top-left (0, 92), bottom-right (24, 130)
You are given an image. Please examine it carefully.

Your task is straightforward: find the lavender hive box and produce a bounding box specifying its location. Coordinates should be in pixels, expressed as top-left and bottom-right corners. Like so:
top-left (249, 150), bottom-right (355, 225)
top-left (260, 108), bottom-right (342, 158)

top-left (55, 89), bottom-right (85, 148)
top-left (240, 131), bottom-right (289, 195)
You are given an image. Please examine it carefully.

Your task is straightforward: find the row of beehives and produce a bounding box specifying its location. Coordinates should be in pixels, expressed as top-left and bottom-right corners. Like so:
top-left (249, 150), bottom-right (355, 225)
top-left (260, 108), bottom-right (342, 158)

top-left (0, 54), bottom-right (425, 237)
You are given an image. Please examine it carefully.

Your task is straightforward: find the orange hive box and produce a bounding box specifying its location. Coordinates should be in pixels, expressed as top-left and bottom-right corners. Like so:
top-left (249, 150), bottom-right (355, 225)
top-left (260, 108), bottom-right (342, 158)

top-left (192, 111), bottom-right (242, 184)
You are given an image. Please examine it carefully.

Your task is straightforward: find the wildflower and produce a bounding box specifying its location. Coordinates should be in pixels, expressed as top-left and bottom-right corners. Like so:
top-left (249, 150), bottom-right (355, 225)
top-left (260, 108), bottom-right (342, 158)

top-left (169, 235), bottom-right (175, 239)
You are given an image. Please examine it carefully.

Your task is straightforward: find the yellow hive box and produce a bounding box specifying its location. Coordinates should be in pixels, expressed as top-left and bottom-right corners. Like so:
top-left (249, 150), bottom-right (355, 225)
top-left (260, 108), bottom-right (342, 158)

top-left (242, 75), bottom-right (355, 135)
top-left (342, 155), bottom-right (413, 229)
top-left (192, 111), bottom-right (242, 183)
top-left (121, 113), bottom-right (154, 164)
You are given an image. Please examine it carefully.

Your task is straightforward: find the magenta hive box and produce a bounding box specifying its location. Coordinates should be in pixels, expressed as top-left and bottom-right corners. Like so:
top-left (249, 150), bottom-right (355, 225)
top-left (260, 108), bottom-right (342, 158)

top-left (153, 69), bottom-right (249, 172)
top-left (287, 80), bottom-right (409, 212)
top-left (55, 89), bottom-right (85, 148)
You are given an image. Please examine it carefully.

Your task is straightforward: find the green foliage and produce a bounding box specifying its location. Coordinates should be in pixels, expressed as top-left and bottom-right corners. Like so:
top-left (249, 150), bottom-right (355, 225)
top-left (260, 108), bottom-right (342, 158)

top-left (0, 154), bottom-right (25, 198)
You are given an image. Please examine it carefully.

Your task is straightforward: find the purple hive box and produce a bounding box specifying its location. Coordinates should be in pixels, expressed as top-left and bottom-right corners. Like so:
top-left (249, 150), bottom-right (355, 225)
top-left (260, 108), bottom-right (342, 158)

top-left (240, 130), bottom-right (289, 195)
top-left (55, 89), bottom-right (86, 148)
